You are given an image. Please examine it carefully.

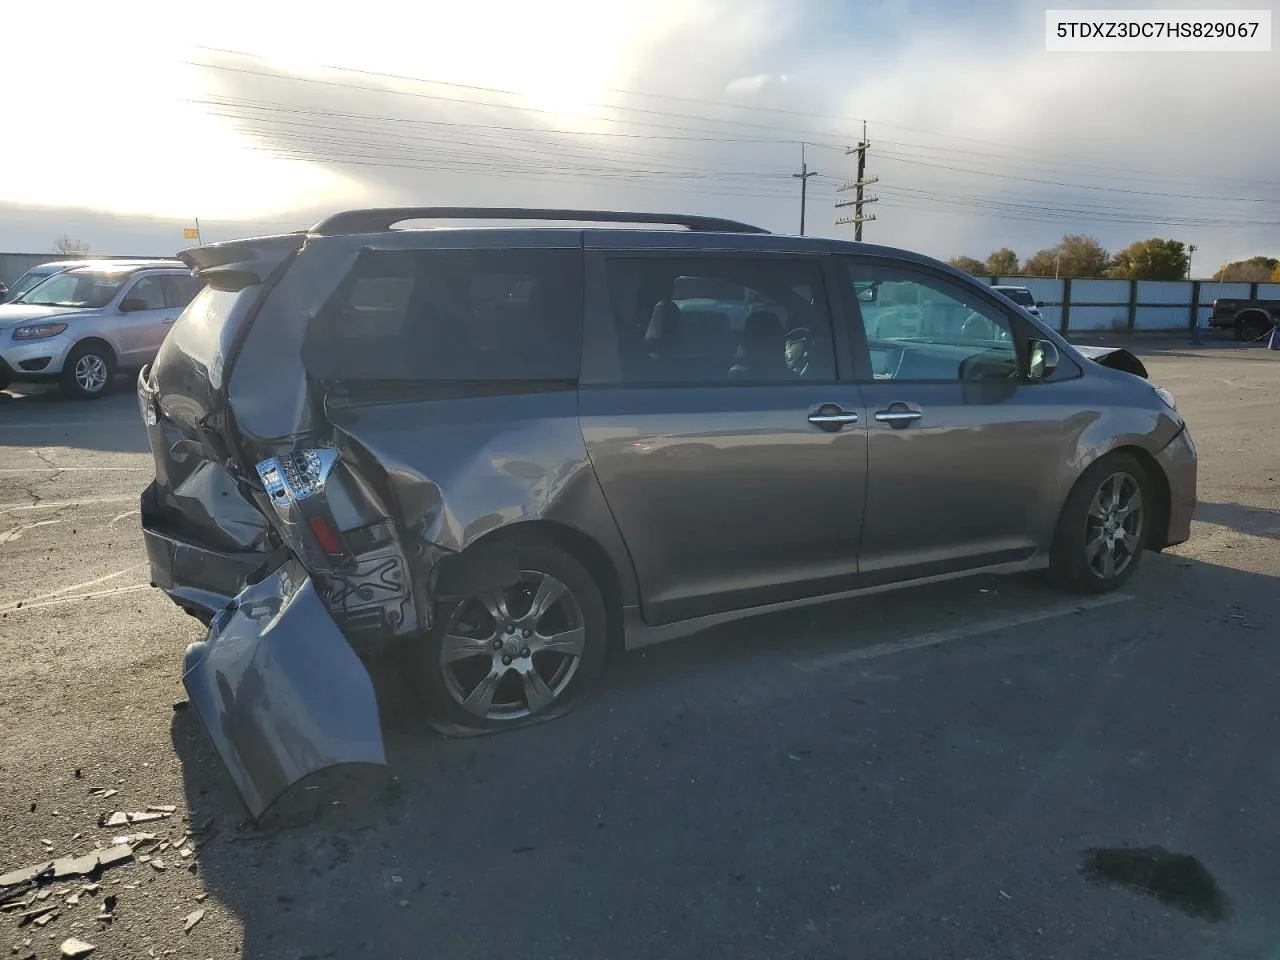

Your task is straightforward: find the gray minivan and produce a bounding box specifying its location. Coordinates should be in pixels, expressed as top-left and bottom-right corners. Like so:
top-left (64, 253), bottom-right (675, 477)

top-left (137, 208), bottom-right (1196, 816)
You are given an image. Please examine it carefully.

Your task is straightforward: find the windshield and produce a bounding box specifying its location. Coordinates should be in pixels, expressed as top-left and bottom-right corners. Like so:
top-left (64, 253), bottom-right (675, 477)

top-left (998, 288), bottom-right (1035, 306)
top-left (6, 270), bottom-right (61, 302)
top-left (19, 271), bottom-right (126, 308)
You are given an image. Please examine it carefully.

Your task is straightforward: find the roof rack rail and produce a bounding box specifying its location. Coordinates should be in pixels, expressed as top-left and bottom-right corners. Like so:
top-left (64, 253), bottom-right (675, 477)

top-left (309, 207), bottom-right (769, 236)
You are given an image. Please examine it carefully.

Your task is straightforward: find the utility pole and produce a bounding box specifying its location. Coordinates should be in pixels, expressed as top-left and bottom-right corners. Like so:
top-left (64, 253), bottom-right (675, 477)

top-left (1187, 243), bottom-right (1197, 279)
top-left (792, 142), bottom-right (818, 236)
top-left (834, 121), bottom-right (878, 239)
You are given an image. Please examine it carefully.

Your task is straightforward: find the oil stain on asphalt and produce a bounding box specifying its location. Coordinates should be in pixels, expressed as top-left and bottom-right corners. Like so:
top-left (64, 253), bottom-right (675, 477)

top-left (1079, 846), bottom-right (1230, 921)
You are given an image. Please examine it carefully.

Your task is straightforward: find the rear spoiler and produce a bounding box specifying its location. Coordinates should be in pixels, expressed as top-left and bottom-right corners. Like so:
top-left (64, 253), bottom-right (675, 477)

top-left (179, 233), bottom-right (306, 290)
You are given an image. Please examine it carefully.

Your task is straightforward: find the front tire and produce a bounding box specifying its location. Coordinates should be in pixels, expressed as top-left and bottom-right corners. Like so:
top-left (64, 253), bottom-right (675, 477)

top-left (410, 541), bottom-right (608, 734)
top-left (60, 342), bottom-right (115, 399)
top-left (1048, 453), bottom-right (1151, 594)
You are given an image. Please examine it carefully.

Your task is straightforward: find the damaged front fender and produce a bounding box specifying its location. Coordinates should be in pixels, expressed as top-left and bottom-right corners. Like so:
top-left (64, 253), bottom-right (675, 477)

top-left (182, 558), bottom-right (386, 819)
top-left (1073, 344), bottom-right (1149, 379)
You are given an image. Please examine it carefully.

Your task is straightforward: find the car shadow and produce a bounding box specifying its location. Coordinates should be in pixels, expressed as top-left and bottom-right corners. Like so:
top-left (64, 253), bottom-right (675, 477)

top-left (170, 553), bottom-right (1280, 960)
top-left (1194, 501), bottom-right (1280, 540)
top-left (0, 383), bottom-right (149, 453)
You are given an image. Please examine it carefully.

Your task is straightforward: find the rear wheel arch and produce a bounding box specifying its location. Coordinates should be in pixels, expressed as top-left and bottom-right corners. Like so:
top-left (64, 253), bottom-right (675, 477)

top-left (1235, 310), bottom-right (1274, 340)
top-left (442, 520), bottom-right (626, 656)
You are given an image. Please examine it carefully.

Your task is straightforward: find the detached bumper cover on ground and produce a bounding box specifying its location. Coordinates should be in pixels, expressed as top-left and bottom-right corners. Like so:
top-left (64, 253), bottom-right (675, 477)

top-left (180, 557), bottom-right (387, 818)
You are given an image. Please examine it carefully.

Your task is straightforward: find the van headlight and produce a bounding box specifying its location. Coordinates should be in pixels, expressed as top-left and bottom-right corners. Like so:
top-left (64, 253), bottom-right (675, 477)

top-left (13, 322), bottom-right (68, 340)
top-left (1153, 385), bottom-right (1177, 411)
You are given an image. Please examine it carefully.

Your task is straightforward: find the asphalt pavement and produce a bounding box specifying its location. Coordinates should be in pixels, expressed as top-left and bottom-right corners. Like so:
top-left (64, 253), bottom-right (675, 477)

top-left (1, 340), bottom-right (1278, 960)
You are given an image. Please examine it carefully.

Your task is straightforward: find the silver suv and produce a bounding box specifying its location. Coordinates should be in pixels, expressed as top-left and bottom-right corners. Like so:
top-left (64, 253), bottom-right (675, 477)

top-left (136, 208), bottom-right (1197, 816)
top-left (0, 260), bottom-right (202, 397)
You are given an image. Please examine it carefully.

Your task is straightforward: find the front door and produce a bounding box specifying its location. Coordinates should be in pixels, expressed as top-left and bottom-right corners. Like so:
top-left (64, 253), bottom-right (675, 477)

top-left (579, 250), bottom-right (867, 625)
top-left (837, 257), bottom-right (1069, 585)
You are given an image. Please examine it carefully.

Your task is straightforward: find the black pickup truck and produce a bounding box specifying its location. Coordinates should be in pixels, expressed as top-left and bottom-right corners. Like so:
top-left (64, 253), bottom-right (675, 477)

top-left (1209, 297), bottom-right (1280, 340)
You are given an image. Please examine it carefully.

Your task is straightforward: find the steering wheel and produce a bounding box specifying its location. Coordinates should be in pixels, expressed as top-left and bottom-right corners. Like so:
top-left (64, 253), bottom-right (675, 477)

top-left (960, 311), bottom-right (1009, 341)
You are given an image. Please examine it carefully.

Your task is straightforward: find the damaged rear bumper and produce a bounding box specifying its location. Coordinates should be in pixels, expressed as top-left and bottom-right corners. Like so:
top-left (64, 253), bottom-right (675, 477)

top-left (140, 482), bottom-right (271, 622)
top-left (181, 557), bottom-right (387, 818)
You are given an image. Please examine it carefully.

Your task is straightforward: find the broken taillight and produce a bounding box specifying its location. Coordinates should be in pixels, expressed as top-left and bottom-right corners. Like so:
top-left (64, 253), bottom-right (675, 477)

top-left (256, 448), bottom-right (348, 564)
top-left (258, 449), bottom-right (339, 504)
top-left (308, 515), bottom-right (344, 557)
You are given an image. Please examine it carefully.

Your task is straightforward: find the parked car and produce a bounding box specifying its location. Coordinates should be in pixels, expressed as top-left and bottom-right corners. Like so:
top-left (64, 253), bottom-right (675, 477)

top-left (1208, 296), bottom-right (1280, 341)
top-left (0, 260), bottom-right (202, 397)
top-left (3, 259), bottom-right (87, 304)
top-left (991, 285), bottom-right (1045, 320)
top-left (3, 257), bottom-right (170, 304)
top-left (137, 207), bottom-right (1197, 816)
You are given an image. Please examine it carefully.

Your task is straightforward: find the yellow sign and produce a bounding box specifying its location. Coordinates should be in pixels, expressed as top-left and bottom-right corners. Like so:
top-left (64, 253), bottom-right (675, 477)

top-left (183, 227), bottom-right (200, 240)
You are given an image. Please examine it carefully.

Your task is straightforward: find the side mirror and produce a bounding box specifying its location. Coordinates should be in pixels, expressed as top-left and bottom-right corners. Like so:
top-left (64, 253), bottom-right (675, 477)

top-left (1036, 300), bottom-right (1046, 308)
top-left (119, 297), bottom-right (147, 313)
top-left (1027, 339), bottom-right (1060, 380)
top-left (855, 284), bottom-right (879, 303)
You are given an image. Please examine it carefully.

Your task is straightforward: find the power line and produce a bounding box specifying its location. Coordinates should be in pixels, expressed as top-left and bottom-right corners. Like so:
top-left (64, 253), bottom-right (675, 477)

top-left (873, 152), bottom-right (1280, 204)
top-left (196, 46), bottom-right (1280, 193)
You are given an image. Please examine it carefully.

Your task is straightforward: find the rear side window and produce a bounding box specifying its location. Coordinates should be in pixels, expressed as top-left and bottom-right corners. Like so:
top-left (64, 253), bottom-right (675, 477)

top-left (591, 256), bottom-right (835, 385)
top-left (303, 249), bottom-right (582, 382)
top-left (163, 275), bottom-right (204, 309)
top-left (124, 276), bottom-right (166, 310)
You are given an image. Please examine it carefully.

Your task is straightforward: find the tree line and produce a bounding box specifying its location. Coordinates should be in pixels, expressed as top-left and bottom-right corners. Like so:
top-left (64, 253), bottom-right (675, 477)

top-left (949, 235), bottom-right (1280, 282)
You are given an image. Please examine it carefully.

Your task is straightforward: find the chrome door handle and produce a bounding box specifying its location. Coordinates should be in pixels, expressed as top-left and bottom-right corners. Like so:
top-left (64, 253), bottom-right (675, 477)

top-left (163, 317), bottom-right (176, 324)
top-left (874, 409), bottom-right (923, 426)
top-left (808, 410), bottom-right (859, 426)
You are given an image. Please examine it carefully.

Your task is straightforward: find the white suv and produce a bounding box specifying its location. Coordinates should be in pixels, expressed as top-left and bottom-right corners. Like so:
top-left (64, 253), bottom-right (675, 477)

top-left (0, 260), bottom-right (202, 398)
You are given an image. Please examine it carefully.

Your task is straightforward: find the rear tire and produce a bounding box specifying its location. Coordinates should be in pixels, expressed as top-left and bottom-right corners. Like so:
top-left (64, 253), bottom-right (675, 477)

top-left (1236, 312), bottom-right (1273, 343)
top-left (409, 541), bottom-right (608, 734)
top-left (1048, 452), bottom-right (1152, 595)
top-left (60, 342), bottom-right (115, 399)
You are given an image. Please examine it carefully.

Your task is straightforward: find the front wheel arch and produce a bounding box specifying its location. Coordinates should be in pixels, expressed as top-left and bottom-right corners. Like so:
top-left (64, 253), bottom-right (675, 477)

top-left (1048, 449), bottom-right (1160, 593)
top-left (60, 339), bottom-right (118, 398)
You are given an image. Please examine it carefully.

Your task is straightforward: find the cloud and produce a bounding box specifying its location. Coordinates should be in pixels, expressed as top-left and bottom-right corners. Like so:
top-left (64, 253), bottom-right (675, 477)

top-left (725, 73), bottom-right (788, 93)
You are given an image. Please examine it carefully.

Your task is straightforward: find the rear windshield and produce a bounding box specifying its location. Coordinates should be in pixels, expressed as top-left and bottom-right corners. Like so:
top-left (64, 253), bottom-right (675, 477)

top-left (303, 249), bottom-right (582, 382)
top-left (997, 288), bottom-right (1035, 306)
top-left (156, 283), bottom-right (262, 390)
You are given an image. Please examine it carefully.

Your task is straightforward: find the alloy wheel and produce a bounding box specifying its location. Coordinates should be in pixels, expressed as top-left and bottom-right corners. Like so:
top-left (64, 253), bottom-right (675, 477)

top-left (439, 570), bottom-right (586, 720)
top-left (1085, 472), bottom-right (1144, 580)
top-left (74, 354), bottom-right (108, 394)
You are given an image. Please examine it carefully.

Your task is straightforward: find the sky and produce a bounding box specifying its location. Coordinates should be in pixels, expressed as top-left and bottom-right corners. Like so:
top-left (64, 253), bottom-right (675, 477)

top-left (1, 0), bottom-right (1277, 275)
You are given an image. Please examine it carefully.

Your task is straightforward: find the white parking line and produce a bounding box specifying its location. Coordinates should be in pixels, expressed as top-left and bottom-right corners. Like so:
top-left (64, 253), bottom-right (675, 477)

top-left (0, 420), bottom-right (140, 429)
top-left (792, 593), bottom-right (1134, 671)
top-left (0, 583), bottom-right (150, 613)
top-left (0, 563), bottom-right (148, 613)
top-left (0, 496), bottom-right (138, 514)
top-left (0, 519), bottom-right (63, 545)
top-left (0, 467), bottom-right (148, 474)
